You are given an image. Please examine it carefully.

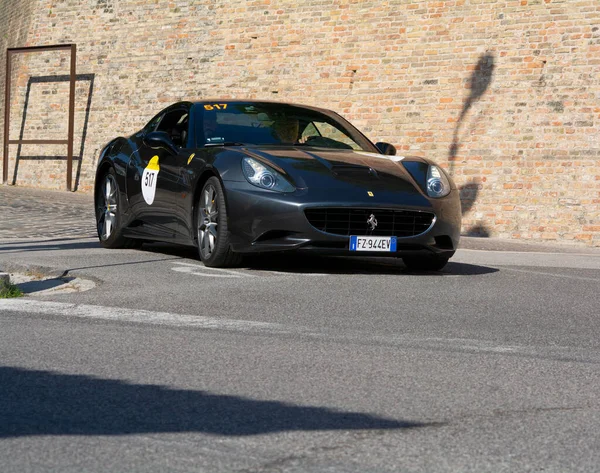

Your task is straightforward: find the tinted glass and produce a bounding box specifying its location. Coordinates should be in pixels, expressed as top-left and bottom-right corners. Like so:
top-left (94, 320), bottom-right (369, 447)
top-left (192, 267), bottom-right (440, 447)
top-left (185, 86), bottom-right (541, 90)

top-left (196, 103), bottom-right (376, 151)
top-left (156, 109), bottom-right (189, 148)
top-left (143, 113), bottom-right (163, 134)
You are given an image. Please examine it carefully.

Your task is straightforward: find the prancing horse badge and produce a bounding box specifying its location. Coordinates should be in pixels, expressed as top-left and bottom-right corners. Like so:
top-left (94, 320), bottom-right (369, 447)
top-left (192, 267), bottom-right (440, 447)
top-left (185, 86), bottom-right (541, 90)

top-left (367, 214), bottom-right (378, 231)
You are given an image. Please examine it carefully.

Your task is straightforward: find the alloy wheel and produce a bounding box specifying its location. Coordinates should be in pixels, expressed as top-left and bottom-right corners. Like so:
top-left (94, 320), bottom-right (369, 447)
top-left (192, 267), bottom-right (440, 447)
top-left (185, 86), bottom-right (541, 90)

top-left (198, 184), bottom-right (219, 259)
top-left (98, 174), bottom-right (118, 241)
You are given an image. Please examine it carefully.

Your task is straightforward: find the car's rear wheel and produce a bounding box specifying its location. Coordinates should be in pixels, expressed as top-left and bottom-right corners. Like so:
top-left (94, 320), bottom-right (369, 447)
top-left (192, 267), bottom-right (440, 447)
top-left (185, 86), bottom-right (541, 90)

top-left (96, 168), bottom-right (139, 249)
top-left (402, 254), bottom-right (450, 271)
top-left (195, 176), bottom-right (242, 267)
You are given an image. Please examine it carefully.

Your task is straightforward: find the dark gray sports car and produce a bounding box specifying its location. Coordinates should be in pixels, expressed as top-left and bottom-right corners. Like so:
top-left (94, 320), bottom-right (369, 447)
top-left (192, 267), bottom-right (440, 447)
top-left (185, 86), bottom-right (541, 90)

top-left (94, 100), bottom-right (461, 270)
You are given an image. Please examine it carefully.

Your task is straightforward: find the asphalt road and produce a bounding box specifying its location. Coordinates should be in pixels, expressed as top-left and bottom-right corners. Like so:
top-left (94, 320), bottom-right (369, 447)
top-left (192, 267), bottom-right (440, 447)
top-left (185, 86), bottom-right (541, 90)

top-left (2, 182), bottom-right (600, 473)
top-left (1, 233), bottom-right (600, 472)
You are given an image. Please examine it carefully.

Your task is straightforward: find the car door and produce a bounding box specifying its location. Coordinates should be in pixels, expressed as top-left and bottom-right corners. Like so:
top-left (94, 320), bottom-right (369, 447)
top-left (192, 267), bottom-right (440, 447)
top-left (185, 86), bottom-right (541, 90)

top-left (127, 105), bottom-right (193, 240)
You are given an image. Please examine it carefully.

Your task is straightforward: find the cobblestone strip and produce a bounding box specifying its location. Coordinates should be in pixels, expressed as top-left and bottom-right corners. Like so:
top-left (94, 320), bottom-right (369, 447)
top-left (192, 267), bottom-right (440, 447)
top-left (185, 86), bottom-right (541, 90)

top-left (0, 186), bottom-right (96, 240)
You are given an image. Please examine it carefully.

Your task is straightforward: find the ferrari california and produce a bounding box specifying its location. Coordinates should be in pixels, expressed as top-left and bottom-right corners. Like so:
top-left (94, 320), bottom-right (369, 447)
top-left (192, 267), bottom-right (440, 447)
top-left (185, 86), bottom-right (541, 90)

top-left (94, 100), bottom-right (461, 270)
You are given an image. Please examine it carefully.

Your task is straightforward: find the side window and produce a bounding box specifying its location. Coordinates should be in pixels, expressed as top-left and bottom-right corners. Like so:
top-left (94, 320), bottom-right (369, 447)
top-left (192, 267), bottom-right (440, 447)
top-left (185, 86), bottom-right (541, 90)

top-left (156, 109), bottom-right (190, 148)
top-left (143, 113), bottom-right (163, 134)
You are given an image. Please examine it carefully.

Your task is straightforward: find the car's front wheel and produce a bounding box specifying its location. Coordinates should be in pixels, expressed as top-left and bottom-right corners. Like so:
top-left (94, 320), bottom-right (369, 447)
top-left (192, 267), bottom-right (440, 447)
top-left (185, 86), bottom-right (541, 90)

top-left (95, 168), bottom-right (138, 249)
top-left (195, 176), bottom-right (242, 267)
top-left (402, 254), bottom-right (450, 272)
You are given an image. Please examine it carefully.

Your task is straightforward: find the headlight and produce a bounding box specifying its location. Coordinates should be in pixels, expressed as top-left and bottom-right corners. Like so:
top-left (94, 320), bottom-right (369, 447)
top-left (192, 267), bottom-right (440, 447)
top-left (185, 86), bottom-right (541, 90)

top-left (241, 157), bottom-right (295, 192)
top-left (426, 165), bottom-right (451, 198)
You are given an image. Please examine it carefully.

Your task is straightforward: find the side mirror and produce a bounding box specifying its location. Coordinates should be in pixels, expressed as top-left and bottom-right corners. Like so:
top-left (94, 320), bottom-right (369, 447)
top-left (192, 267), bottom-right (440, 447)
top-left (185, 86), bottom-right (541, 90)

top-left (375, 142), bottom-right (396, 156)
top-left (144, 131), bottom-right (178, 155)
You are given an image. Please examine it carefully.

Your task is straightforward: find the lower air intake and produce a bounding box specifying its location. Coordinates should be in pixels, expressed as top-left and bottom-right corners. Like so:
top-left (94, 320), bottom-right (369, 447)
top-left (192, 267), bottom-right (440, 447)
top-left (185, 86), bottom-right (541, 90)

top-left (305, 208), bottom-right (435, 237)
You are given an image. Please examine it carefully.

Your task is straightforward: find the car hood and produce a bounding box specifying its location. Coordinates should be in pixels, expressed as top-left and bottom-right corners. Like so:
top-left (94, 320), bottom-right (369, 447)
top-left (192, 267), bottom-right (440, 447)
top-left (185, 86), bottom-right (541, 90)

top-left (242, 147), bottom-right (424, 195)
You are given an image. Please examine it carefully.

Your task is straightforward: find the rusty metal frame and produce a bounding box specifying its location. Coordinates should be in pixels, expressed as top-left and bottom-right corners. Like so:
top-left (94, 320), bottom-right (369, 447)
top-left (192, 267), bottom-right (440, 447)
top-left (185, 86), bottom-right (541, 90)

top-left (3, 44), bottom-right (76, 191)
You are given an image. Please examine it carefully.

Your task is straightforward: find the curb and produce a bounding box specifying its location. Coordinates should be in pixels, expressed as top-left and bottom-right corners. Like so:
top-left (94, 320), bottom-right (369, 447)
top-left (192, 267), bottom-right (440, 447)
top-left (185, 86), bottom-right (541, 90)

top-left (0, 265), bottom-right (97, 296)
top-left (0, 262), bottom-right (103, 288)
top-left (0, 263), bottom-right (68, 280)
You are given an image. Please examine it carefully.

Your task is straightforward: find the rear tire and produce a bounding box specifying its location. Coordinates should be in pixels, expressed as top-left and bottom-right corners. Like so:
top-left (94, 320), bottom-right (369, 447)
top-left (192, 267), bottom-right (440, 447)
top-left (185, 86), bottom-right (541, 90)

top-left (402, 254), bottom-right (450, 271)
top-left (96, 168), bottom-right (139, 249)
top-left (195, 176), bottom-right (242, 267)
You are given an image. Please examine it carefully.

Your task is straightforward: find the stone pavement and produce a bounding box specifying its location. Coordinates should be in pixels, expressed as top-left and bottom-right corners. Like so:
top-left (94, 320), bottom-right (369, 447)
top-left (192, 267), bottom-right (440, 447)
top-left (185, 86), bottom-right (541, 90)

top-left (0, 185), bottom-right (96, 241)
top-left (1, 184), bottom-right (599, 254)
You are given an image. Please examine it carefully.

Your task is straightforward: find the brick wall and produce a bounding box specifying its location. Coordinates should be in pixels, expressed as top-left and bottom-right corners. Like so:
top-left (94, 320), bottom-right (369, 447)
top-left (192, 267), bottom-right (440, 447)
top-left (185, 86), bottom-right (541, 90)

top-left (1, 0), bottom-right (599, 246)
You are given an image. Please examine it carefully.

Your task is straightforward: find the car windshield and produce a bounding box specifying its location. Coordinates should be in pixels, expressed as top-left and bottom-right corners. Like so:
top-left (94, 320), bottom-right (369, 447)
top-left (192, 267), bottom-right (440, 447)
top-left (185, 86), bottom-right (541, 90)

top-left (196, 102), bottom-right (377, 151)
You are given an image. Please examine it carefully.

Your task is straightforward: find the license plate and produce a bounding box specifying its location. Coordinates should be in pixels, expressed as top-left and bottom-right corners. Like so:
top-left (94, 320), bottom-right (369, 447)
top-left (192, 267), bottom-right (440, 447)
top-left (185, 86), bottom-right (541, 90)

top-left (350, 236), bottom-right (397, 252)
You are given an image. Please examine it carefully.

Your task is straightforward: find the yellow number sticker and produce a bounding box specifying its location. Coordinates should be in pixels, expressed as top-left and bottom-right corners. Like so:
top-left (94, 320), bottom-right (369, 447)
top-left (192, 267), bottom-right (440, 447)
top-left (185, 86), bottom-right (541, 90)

top-left (204, 104), bottom-right (228, 110)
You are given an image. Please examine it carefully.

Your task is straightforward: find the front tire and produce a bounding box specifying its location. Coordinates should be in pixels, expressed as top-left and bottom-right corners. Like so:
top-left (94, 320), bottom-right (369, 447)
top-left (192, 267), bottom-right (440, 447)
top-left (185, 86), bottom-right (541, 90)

top-left (402, 254), bottom-right (450, 271)
top-left (195, 176), bottom-right (242, 267)
top-left (95, 168), bottom-right (138, 249)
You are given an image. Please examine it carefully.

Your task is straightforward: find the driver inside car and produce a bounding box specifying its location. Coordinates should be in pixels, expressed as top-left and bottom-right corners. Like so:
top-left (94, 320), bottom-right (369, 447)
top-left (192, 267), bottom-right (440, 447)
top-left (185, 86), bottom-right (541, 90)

top-left (271, 117), bottom-right (300, 144)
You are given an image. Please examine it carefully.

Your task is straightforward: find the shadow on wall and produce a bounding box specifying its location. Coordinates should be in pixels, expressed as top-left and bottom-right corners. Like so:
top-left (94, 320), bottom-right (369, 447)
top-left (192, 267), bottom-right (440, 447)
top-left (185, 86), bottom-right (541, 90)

top-left (0, 366), bottom-right (434, 438)
top-left (448, 53), bottom-right (495, 237)
top-left (11, 73), bottom-right (95, 191)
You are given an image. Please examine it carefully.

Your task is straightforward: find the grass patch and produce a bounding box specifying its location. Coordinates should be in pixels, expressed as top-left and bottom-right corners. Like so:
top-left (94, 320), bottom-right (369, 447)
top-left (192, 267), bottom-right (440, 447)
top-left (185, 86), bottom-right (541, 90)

top-left (0, 282), bottom-right (24, 298)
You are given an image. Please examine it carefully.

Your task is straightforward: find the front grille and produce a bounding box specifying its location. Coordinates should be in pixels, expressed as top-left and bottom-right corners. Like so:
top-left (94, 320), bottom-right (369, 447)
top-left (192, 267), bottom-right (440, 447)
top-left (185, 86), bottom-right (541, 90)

top-left (305, 208), bottom-right (435, 237)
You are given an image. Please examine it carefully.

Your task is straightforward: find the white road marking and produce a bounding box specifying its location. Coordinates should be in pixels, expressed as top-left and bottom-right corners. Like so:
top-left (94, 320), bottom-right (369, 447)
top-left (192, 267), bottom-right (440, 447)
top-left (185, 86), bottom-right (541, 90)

top-left (2, 299), bottom-right (599, 363)
top-left (500, 267), bottom-right (600, 282)
top-left (0, 299), bottom-right (291, 333)
top-left (264, 271), bottom-right (329, 277)
top-left (171, 261), bottom-right (327, 278)
top-left (171, 266), bottom-right (244, 278)
top-left (171, 261), bottom-right (255, 278)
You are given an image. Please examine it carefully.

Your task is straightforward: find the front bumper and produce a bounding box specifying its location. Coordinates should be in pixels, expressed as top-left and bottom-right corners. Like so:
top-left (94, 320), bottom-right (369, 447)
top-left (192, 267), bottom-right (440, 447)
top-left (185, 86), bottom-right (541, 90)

top-left (223, 181), bottom-right (462, 258)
